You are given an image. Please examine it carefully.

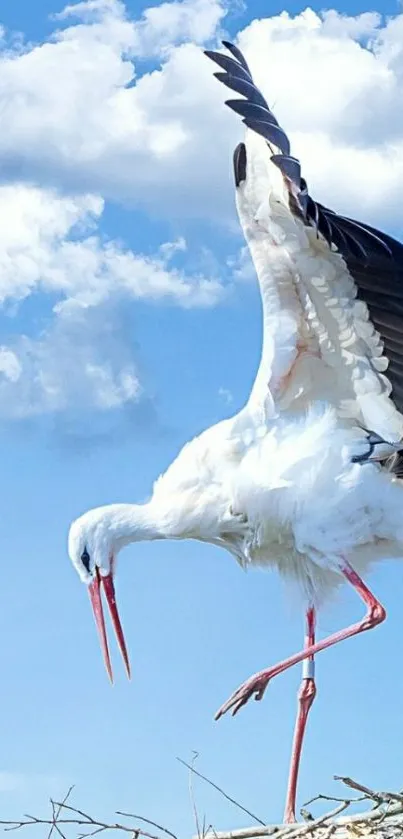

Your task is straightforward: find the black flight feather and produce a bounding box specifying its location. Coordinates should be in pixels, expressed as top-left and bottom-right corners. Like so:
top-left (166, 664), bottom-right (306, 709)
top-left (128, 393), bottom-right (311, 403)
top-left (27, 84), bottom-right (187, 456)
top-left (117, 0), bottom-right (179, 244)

top-left (206, 41), bottom-right (403, 428)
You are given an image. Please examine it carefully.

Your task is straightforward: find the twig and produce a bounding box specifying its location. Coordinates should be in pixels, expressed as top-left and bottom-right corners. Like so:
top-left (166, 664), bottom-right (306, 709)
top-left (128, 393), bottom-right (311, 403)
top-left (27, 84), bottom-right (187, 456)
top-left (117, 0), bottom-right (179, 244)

top-left (335, 776), bottom-right (403, 805)
top-left (77, 827), bottom-right (114, 839)
top-left (116, 814), bottom-right (176, 839)
top-left (202, 774), bottom-right (403, 839)
top-left (3, 773), bottom-right (403, 839)
top-left (48, 788), bottom-right (75, 839)
top-left (202, 828), bottom-right (281, 838)
top-left (1, 795), bottom-right (179, 839)
top-left (302, 794), bottom-right (367, 808)
top-left (0, 817), bottom-right (138, 835)
top-left (0, 806), bottom-right (164, 839)
top-left (274, 801), bottom-right (351, 838)
top-left (49, 803), bottom-right (68, 839)
top-left (189, 753), bottom-right (202, 839)
top-left (203, 801), bottom-right (403, 839)
top-left (176, 758), bottom-right (266, 827)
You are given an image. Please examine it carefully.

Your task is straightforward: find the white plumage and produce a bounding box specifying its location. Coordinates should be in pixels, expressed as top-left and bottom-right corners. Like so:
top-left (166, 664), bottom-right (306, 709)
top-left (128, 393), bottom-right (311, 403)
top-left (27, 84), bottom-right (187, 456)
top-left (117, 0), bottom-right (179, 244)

top-left (68, 41), bottom-right (403, 823)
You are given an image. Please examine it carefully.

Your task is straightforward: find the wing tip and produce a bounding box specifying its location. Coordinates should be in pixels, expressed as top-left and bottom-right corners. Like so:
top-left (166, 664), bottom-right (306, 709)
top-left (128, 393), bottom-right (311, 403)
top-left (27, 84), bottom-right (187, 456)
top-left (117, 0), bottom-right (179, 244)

top-left (206, 42), bottom-right (403, 266)
top-left (233, 142), bottom-right (247, 187)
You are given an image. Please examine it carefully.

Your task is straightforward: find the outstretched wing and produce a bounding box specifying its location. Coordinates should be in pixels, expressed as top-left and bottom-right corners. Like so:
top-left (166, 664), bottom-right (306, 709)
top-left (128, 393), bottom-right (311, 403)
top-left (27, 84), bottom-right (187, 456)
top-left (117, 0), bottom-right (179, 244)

top-left (206, 43), bottom-right (403, 445)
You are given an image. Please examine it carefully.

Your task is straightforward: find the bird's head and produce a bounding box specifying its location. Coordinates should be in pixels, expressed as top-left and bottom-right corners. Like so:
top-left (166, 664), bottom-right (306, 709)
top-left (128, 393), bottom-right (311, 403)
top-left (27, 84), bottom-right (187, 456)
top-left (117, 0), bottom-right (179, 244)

top-left (68, 506), bottom-right (131, 683)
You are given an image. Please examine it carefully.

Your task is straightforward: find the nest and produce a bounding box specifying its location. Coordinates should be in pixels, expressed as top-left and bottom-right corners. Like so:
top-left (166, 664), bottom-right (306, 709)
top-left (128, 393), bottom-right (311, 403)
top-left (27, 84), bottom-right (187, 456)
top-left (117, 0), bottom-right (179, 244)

top-left (1, 773), bottom-right (402, 839)
top-left (204, 778), bottom-right (403, 839)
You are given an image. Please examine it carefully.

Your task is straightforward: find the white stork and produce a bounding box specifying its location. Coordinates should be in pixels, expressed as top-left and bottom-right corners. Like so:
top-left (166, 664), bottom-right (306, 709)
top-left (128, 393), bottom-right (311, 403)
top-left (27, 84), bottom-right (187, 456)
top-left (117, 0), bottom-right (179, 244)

top-left (68, 41), bottom-right (403, 822)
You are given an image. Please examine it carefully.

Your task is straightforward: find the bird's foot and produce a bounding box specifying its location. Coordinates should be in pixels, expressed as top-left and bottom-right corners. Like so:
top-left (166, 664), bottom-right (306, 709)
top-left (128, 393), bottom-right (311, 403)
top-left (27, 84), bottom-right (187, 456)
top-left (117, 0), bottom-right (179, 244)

top-left (214, 668), bottom-right (272, 720)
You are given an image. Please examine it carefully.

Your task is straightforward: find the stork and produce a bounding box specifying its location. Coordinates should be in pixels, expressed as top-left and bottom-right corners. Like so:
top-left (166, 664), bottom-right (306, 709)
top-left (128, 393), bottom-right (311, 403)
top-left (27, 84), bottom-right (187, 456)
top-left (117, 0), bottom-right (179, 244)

top-left (68, 41), bottom-right (403, 823)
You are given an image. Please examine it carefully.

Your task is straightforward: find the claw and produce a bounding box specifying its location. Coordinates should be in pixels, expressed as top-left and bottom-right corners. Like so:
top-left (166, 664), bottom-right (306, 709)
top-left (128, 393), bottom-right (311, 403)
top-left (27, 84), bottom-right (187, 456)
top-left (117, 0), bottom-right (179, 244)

top-left (255, 685), bottom-right (267, 701)
top-left (214, 672), bottom-right (271, 720)
top-left (232, 697), bottom-right (248, 715)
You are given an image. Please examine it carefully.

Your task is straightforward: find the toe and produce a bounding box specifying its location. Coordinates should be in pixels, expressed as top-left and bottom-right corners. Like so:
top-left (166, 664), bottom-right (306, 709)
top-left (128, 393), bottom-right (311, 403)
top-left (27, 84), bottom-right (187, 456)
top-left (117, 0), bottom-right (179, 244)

top-left (215, 673), bottom-right (271, 720)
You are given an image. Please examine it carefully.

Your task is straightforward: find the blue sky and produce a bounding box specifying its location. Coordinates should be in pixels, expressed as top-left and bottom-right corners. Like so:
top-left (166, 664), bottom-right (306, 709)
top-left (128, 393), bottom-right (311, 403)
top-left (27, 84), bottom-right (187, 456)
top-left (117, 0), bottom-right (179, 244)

top-left (0, 0), bottom-right (402, 834)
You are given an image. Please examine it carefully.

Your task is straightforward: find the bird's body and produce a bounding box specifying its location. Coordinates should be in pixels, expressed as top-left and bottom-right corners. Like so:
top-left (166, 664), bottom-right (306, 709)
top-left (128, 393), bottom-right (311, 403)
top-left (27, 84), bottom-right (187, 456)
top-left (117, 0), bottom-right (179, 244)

top-left (70, 127), bottom-right (403, 603)
top-left (68, 41), bottom-right (403, 824)
top-left (106, 403), bottom-right (402, 603)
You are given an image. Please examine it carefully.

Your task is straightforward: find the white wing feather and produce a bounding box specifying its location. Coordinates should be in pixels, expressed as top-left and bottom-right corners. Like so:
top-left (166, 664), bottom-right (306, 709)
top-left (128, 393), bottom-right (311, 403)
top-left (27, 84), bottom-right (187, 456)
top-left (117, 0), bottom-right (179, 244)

top-left (237, 130), bottom-right (403, 442)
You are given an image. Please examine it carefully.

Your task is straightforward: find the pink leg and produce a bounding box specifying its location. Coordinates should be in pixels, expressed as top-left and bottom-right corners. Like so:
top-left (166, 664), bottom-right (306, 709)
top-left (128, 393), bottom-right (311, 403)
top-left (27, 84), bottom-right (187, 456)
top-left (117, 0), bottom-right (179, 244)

top-left (215, 558), bottom-right (386, 719)
top-left (283, 607), bottom-right (317, 824)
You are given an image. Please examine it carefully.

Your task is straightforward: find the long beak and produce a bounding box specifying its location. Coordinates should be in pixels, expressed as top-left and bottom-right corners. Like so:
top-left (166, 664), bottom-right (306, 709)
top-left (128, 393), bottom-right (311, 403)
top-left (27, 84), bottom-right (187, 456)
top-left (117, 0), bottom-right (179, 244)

top-left (88, 568), bottom-right (131, 682)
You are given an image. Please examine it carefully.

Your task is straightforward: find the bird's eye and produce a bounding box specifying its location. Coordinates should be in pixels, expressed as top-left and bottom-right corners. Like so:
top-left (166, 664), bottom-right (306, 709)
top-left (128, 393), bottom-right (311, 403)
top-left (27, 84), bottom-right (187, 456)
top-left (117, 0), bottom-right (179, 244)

top-left (81, 547), bottom-right (91, 573)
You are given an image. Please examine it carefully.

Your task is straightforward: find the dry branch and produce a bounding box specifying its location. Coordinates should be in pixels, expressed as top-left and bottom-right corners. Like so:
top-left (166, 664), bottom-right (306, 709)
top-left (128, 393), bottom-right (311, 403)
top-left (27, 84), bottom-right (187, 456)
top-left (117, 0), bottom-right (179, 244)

top-left (202, 777), bottom-right (403, 839)
top-left (176, 757), bottom-right (265, 826)
top-left (1, 775), bottom-right (402, 839)
top-left (0, 796), bottom-right (178, 839)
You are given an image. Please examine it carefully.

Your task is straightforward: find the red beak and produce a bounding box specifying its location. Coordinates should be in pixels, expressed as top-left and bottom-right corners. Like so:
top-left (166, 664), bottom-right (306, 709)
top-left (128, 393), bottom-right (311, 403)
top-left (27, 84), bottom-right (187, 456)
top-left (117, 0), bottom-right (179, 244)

top-left (88, 567), bottom-right (131, 682)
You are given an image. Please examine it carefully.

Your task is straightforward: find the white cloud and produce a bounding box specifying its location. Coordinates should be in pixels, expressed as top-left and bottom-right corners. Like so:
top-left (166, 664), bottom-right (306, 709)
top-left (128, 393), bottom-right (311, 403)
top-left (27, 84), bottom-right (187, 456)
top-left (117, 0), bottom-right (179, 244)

top-left (227, 246), bottom-right (255, 283)
top-left (2, 0), bottom-right (403, 419)
top-left (158, 236), bottom-right (187, 259)
top-left (0, 183), bottom-right (223, 417)
top-left (129, 0), bottom-right (227, 56)
top-left (0, 0), bottom-right (403, 233)
top-left (0, 0), bottom-right (233, 217)
top-left (54, 0), bottom-right (123, 21)
top-left (0, 186), bottom-right (102, 306)
top-left (0, 306), bottom-right (142, 417)
top-left (0, 348), bottom-right (22, 383)
top-left (232, 9), bottom-right (403, 228)
top-left (0, 184), bottom-right (222, 312)
top-left (0, 1), bottom-right (401, 228)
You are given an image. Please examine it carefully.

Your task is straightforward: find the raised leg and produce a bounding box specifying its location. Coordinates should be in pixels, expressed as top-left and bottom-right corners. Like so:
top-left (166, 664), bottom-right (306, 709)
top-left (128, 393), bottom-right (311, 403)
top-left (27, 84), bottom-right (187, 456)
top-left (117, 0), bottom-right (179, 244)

top-left (215, 558), bottom-right (386, 719)
top-left (283, 607), bottom-right (317, 824)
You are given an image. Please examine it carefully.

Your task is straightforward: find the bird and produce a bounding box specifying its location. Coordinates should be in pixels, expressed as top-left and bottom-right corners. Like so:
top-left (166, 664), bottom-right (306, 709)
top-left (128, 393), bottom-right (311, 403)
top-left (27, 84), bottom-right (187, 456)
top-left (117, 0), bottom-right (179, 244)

top-left (68, 40), bottom-right (403, 823)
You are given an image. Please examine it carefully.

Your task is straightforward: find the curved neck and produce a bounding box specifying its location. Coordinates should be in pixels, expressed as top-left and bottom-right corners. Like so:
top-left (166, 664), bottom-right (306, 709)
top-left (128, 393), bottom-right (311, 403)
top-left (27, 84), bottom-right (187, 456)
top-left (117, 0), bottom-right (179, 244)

top-left (105, 502), bottom-right (170, 549)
